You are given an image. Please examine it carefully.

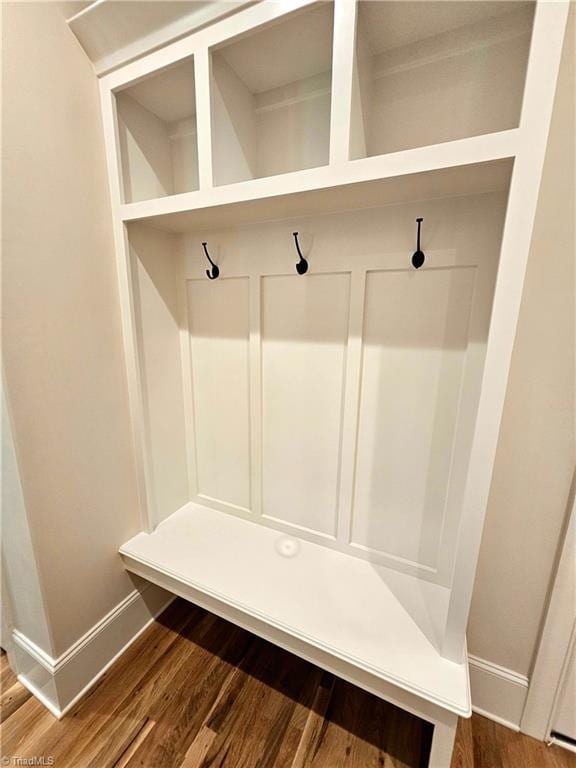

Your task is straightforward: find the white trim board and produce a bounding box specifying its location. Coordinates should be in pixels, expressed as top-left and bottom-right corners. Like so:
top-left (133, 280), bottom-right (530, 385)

top-left (68, 1), bottom-right (257, 76)
top-left (549, 736), bottom-right (576, 755)
top-left (521, 493), bottom-right (576, 740)
top-left (468, 654), bottom-right (529, 731)
top-left (11, 583), bottom-right (174, 718)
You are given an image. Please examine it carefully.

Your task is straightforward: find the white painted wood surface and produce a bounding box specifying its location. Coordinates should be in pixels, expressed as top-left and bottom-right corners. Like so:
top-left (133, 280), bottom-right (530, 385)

top-left (121, 157), bottom-right (513, 233)
top-left (522, 495), bottom-right (576, 740)
top-left (187, 277), bottom-right (251, 513)
top-left (67, 1), bottom-right (254, 76)
top-left (211, 3), bottom-right (333, 184)
top-left (352, 267), bottom-right (476, 569)
top-left (353, 2), bottom-right (534, 157)
top-left (120, 501), bottom-right (470, 716)
top-left (441, 0), bottom-right (570, 662)
top-left (131, 194), bottom-right (503, 588)
top-left (92, 3), bottom-right (570, 764)
top-left (129, 225), bottom-right (188, 524)
top-left (116, 57), bottom-right (199, 202)
top-left (261, 273), bottom-right (349, 537)
top-left (121, 527), bottom-right (461, 768)
top-left (552, 648), bottom-right (576, 744)
top-left (12, 583), bottom-right (173, 719)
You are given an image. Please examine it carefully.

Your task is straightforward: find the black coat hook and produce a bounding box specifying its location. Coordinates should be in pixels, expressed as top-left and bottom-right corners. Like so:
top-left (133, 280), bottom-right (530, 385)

top-left (293, 232), bottom-right (308, 275)
top-left (412, 218), bottom-right (425, 269)
top-left (202, 242), bottom-right (219, 280)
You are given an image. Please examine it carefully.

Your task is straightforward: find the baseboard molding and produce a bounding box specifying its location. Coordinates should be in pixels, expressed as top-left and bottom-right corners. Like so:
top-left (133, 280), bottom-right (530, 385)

top-left (469, 654), bottom-right (529, 731)
top-left (549, 735), bottom-right (576, 754)
top-left (16, 672), bottom-right (62, 718)
top-left (12, 582), bottom-right (174, 718)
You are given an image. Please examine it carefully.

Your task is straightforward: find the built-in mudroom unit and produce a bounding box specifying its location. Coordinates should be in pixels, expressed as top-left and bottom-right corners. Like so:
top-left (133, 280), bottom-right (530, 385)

top-left (89, 2), bottom-right (569, 765)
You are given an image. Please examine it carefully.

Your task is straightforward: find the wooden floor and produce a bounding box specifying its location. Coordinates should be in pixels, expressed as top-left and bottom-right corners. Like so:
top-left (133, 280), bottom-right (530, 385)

top-left (1, 599), bottom-right (574, 768)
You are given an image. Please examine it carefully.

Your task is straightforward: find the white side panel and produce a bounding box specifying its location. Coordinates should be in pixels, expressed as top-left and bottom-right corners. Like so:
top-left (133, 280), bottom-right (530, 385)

top-left (169, 120), bottom-right (199, 195)
top-left (522, 498), bottom-right (576, 739)
top-left (442, 0), bottom-right (570, 662)
top-left (116, 93), bottom-right (174, 202)
top-left (194, 48), bottom-right (214, 191)
top-left (261, 273), bottom-right (350, 536)
top-left (352, 268), bottom-right (476, 569)
top-left (553, 646), bottom-right (576, 742)
top-left (349, 14), bottom-right (372, 162)
top-left (187, 277), bottom-right (251, 511)
top-left (130, 225), bottom-right (188, 524)
top-left (211, 53), bottom-right (256, 187)
top-left (329, 0), bottom-right (356, 165)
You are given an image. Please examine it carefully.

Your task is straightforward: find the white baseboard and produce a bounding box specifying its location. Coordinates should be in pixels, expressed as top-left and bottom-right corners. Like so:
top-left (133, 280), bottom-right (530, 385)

top-left (12, 582), bottom-right (175, 718)
top-left (549, 736), bottom-right (576, 754)
top-left (469, 654), bottom-right (529, 731)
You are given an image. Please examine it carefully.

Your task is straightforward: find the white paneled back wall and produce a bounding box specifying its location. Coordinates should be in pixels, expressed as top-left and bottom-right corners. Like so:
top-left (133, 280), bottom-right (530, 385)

top-left (352, 266), bottom-right (476, 569)
top-left (261, 271), bottom-right (350, 536)
top-left (187, 277), bottom-right (251, 511)
top-left (128, 190), bottom-right (505, 586)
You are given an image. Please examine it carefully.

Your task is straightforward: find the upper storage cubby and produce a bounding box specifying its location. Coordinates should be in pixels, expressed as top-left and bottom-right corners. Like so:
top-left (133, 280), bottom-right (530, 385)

top-left (116, 57), bottom-right (199, 203)
top-left (210, 3), bottom-right (334, 187)
top-left (350, 1), bottom-right (535, 159)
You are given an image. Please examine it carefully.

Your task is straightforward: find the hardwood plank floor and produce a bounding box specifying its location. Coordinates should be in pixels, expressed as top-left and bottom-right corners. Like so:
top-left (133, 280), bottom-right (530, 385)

top-left (1, 598), bottom-right (574, 768)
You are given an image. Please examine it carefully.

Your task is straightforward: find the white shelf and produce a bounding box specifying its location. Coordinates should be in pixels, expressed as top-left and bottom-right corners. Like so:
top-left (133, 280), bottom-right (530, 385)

top-left (120, 501), bottom-right (470, 716)
top-left (119, 137), bottom-right (515, 232)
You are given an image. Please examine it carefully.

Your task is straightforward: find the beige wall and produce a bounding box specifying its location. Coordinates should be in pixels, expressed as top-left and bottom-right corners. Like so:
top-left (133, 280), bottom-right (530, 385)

top-left (2, 2), bottom-right (141, 656)
top-left (468, 7), bottom-right (575, 677)
top-left (2, 1), bottom-right (574, 685)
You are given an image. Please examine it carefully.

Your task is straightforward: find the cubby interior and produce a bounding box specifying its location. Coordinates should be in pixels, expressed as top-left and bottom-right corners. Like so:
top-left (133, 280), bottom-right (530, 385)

top-left (210, 2), bottom-right (334, 186)
top-left (116, 57), bottom-right (199, 202)
top-left (350, 1), bottom-right (535, 159)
